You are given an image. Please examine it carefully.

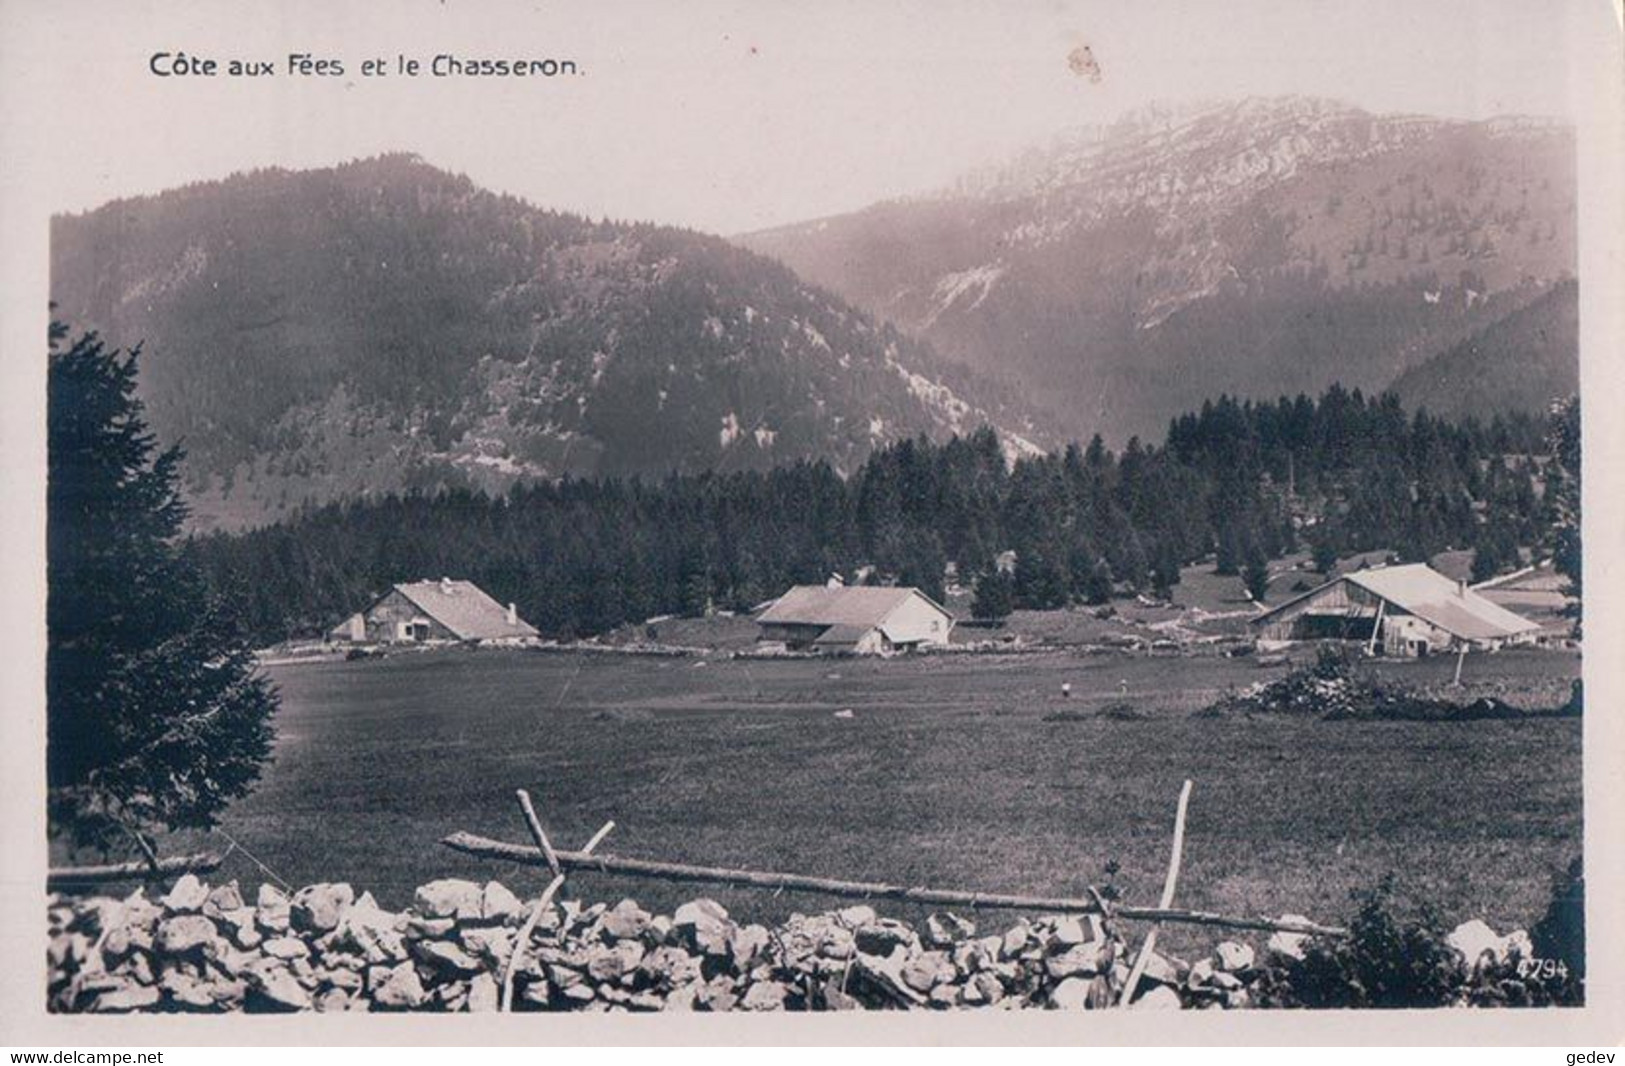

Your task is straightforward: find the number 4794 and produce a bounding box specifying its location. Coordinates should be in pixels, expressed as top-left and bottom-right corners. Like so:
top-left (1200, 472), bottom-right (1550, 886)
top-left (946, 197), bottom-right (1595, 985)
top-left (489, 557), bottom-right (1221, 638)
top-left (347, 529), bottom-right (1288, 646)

top-left (1516, 957), bottom-right (1570, 980)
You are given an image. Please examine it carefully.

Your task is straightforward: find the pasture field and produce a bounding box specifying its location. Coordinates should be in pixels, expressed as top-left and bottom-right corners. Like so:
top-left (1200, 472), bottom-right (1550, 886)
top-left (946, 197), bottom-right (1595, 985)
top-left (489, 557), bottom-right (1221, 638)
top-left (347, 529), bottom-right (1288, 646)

top-left (155, 645), bottom-right (1580, 956)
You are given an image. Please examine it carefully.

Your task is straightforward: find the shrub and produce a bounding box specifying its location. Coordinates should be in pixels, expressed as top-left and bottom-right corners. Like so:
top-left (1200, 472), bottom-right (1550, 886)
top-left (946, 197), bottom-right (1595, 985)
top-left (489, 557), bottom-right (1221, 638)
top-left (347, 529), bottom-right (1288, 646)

top-left (1256, 876), bottom-right (1464, 1008)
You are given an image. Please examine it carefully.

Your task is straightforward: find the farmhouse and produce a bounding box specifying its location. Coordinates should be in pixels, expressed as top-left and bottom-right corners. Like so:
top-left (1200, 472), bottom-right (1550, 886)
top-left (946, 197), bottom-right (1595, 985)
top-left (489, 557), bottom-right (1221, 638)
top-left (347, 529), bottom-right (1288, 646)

top-left (756, 585), bottom-right (954, 654)
top-left (329, 578), bottom-right (539, 645)
top-left (1251, 562), bottom-right (1540, 656)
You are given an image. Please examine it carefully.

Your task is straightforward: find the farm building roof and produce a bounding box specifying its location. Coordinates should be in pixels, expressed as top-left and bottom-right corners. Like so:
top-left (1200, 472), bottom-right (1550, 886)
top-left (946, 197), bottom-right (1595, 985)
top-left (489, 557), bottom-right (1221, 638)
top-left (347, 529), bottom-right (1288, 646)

top-left (757, 585), bottom-right (948, 629)
top-left (393, 579), bottom-right (539, 641)
top-left (1253, 563), bottom-right (1540, 642)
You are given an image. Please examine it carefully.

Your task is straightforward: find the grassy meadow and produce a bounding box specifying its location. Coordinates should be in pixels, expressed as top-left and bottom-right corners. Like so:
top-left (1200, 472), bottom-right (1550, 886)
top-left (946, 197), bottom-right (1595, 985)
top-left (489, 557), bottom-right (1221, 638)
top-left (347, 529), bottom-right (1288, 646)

top-left (140, 644), bottom-right (1583, 956)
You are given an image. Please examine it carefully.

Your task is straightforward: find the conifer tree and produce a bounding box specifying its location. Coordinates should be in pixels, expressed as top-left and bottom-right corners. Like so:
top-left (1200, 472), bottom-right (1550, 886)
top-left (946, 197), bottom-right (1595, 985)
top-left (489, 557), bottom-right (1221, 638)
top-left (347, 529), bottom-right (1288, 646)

top-left (48, 321), bottom-right (277, 854)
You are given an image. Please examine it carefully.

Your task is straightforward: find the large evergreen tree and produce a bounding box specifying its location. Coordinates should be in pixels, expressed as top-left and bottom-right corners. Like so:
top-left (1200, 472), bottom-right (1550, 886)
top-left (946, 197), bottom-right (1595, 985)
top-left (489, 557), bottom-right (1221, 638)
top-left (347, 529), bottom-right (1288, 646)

top-left (48, 321), bottom-right (277, 854)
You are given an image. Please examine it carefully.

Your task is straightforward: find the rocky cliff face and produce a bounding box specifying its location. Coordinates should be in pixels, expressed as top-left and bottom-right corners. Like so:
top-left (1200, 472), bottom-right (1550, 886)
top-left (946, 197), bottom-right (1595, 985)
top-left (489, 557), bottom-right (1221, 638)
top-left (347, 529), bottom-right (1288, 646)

top-left (741, 97), bottom-right (1577, 442)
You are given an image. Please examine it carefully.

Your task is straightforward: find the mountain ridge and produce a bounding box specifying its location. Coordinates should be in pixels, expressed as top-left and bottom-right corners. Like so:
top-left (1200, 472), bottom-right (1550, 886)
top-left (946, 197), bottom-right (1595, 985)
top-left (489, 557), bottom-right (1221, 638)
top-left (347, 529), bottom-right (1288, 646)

top-left (738, 95), bottom-right (1577, 443)
top-left (50, 154), bottom-right (1044, 531)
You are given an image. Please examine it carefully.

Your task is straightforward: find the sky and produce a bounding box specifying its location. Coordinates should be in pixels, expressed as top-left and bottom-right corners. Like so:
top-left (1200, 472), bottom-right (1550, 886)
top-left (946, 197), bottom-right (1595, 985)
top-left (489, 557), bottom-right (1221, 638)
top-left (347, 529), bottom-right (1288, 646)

top-left (4, 0), bottom-right (1606, 234)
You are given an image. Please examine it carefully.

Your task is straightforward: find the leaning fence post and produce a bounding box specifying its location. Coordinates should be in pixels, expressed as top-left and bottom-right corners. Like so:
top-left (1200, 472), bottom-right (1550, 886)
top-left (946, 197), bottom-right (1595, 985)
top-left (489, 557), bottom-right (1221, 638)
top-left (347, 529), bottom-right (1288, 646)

top-left (1118, 779), bottom-right (1193, 1007)
top-left (500, 788), bottom-right (616, 1012)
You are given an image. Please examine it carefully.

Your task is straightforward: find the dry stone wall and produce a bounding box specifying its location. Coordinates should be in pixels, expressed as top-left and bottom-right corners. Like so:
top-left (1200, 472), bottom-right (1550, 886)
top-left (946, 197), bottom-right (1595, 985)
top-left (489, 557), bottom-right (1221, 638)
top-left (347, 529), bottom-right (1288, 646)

top-left (44, 875), bottom-right (1533, 1013)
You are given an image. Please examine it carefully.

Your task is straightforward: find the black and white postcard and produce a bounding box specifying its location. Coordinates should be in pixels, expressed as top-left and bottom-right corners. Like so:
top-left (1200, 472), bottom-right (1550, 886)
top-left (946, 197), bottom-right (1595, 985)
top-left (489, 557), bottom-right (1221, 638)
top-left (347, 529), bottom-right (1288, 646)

top-left (2, 0), bottom-right (1621, 1047)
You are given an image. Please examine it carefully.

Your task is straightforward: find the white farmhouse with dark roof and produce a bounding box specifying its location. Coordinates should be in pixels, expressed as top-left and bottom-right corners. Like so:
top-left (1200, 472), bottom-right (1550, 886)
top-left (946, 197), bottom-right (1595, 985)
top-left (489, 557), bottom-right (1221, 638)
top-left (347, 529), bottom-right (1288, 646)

top-left (756, 585), bottom-right (954, 654)
top-left (329, 578), bottom-right (539, 645)
top-left (1251, 562), bottom-right (1540, 656)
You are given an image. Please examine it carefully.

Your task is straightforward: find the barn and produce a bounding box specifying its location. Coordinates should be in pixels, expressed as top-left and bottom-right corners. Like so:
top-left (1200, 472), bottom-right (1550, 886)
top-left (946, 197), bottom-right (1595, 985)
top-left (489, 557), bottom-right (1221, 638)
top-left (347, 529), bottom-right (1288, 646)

top-left (756, 585), bottom-right (954, 654)
top-left (1251, 563), bottom-right (1540, 656)
top-left (329, 578), bottom-right (539, 645)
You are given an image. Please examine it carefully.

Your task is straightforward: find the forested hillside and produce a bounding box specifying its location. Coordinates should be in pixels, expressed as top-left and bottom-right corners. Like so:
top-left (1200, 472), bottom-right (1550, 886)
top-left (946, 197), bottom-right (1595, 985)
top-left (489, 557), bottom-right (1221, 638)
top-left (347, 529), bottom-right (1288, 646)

top-left (187, 386), bottom-right (1555, 644)
top-left (1389, 278), bottom-right (1578, 420)
top-left (51, 155), bottom-right (1040, 531)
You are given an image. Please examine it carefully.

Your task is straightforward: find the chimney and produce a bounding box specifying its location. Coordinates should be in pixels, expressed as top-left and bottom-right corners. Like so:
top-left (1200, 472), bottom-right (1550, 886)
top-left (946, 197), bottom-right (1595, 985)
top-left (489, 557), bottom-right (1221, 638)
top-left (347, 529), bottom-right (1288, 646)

top-left (1458, 579), bottom-right (1467, 597)
top-left (507, 602), bottom-right (518, 626)
top-left (441, 576), bottom-right (454, 594)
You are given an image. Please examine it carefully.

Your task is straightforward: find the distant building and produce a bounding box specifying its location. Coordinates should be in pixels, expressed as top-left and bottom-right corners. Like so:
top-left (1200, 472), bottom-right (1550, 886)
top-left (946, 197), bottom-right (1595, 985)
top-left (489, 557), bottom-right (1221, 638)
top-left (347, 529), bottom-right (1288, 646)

top-left (1251, 563), bottom-right (1540, 657)
top-left (329, 578), bottom-right (538, 645)
top-left (756, 585), bottom-right (954, 654)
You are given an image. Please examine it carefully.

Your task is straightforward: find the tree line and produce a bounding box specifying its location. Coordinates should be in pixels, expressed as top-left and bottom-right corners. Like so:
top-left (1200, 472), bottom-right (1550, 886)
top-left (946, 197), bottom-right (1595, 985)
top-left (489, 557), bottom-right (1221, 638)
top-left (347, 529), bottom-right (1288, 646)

top-left (184, 385), bottom-right (1558, 644)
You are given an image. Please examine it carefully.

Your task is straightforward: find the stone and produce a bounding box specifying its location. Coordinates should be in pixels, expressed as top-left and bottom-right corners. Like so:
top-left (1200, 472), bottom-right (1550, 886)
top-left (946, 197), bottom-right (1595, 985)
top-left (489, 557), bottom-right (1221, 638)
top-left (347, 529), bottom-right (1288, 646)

top-left (1141, 951), bottom-right (1182, 986)
top-left (970, 971), bottom-right (1005, 1005)
top-left (414, 879), bottom-right (484, 921)
top-left (599, 899), bottom-right (652, 942)
top-left (640, 945), bottom-right (702, 988)
top-left (837, 905), bottom-right (878, 928)
top-left (1188, 959), bottom-right (1216, 986)
top-left (1130, 985), bottom-right (1183, 1010)
top-left (244, 963), bottom-right (312, 1012)
top-left (261, 936), bottom-right (311, 961)
top-left (694, 976), bottom-right (739, 1012)
top-left (924, 911), bottom-right (976, 948)
top-left (159, 970), bottom-right (218, 1012)
top-left (334, 899), bottom-right (406, 964)
top-left (929, 984), bottom-right (959, 1008)
top-left (518, 981), bottom-right (556, 1009)
top-left (256, 884), bottom-right (291, 933)
top-left (1049, 975), bottom-right (1094, 1010)
top-left (627, 991), bottom-right (666, 1011)
top-left (404, 917), bottom-right (457, 939)
top-left (561, 983), bottom-right (597, 1004)
top-left (730, 923), bottom-right (771, 969)
top-left (1045, 944), bottom-right (1106, 980)
top-left (411, 938), bottom-right (485, 977)
top-left (1049, 916), bottom-right (1089, 947)
top-left (156, 914), bottom-right (222, 958)
top-left (89, 981), bottom-right (162, 1013)
top-left (161, 874), bottom-right (210, 915)
top-left (327, 967), bottom-right (364, 993)
top-left (1000, 921), bottom-right (1034, 959)
top-left (314, 988), bottom-right (357, 1013)
top-left (121, 889), bottom-right (165, 932)
top-left (1266, 916), bottom-right (1314, 961)
top-left (459, 925), bottom-right (515, 966)
top-left (584, 940), bottom-right (645, 983)
top-left (741, 980), bottom-right (788, 1011)
top-left (466, 972), bottom-right (499, 1013)
top-left (203, 881), bottom-right (246, 917)
top-left (290, 883), bottom-right (354, 935)
top-left (1447, 919), bottom-right (1502, 969)
top-left (851, 947), bottom-right (926, 1005)
top-left (816, 924), bottom-right (856, 960)
top-left (854, 919), bottom-right (916, 957)
top-left (481, 881), bottom-right (525, 924)
top-left (370, 961), bottom-right (427, 1010)
top-left (673, 898), bottom-right (730, 927)
top-left (434, 981), bottom-right (471, 1012)
top-left (672, 901), bottom-right (734, 957)
top-left (901, 950), bottom-right (956, 993)
top-left (101, 926), bottom-right (137, 965)
top-left (1214, 940), bottom-right (1255, 972)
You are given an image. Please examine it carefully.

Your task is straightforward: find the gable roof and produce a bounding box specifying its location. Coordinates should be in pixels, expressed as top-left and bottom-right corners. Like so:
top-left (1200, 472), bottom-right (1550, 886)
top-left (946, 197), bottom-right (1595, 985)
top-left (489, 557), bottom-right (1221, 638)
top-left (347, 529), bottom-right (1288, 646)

top-left (1254, 563), bottom-right (1539, 641)
top-left (757, 585), bottom-right (948, 631)
top-left (393, 579), bottom-right (539, 640)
